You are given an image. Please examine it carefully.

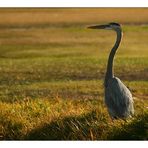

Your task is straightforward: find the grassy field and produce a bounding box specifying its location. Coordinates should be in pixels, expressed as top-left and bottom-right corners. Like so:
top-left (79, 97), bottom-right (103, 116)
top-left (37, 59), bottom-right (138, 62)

top-left (0, 8), bottom-right (148, 140)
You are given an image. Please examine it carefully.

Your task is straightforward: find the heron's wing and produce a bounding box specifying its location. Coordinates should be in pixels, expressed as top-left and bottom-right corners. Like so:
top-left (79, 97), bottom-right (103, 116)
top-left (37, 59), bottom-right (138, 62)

top-left (105, 77), bottom-right (134, 117)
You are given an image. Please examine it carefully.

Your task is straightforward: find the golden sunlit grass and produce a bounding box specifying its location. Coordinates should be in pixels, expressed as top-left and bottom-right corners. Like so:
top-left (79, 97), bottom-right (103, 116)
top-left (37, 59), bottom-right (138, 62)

top-left (0, 8), bottom-right (148, 140)
top-left (1, 98), bottom-right (147, 140)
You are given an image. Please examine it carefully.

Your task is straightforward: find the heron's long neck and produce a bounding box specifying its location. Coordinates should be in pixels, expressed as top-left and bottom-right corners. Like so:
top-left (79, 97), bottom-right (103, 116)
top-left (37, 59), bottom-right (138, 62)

top-left (104, 29), bottom-right (122, 87)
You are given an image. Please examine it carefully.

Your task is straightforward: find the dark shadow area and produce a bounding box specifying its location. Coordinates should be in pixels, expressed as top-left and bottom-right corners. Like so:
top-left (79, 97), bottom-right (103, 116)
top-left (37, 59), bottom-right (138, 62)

top-left (0, 114), bottom-right (23, 140)
top-left (25, 110), bottom-right (108, 140)
top-left (25, 110), bottom-right (148, 140)
top-left (107, 112), bottom-right (148, 140)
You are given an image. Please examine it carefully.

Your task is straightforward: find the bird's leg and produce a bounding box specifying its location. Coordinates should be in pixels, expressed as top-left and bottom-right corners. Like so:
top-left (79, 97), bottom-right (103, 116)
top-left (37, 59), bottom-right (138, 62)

top-left (111, 118), bottom-right (114, 123)
top-left (110, 117), bottom-right (115, 124)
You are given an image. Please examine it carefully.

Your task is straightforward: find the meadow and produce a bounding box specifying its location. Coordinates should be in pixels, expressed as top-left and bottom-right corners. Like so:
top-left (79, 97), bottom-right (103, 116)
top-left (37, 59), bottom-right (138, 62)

top-left (0, 8), bottom-right (148, 140)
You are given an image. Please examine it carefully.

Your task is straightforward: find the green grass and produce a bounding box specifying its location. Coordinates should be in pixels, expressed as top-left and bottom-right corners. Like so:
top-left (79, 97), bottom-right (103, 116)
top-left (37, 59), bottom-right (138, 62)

top-left (0, 8), bottom-right (148, 140)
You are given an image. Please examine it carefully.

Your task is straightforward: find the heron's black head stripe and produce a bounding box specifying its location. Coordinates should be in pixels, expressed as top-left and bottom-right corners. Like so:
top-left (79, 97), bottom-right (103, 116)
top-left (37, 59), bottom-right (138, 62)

top-left (109, 22), bottom-right (121, 27)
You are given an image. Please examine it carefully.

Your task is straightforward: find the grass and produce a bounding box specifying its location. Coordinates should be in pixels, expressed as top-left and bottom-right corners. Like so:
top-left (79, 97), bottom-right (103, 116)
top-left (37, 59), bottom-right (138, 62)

top-left (0, 8), bottom-right (148, 140)
top-left (1, 98), bottom-right (148, 140)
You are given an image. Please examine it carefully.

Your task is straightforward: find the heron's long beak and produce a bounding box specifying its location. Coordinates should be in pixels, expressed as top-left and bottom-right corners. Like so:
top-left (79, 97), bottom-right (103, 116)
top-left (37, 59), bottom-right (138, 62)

top-left (87, 24), bottom-right (110, 29)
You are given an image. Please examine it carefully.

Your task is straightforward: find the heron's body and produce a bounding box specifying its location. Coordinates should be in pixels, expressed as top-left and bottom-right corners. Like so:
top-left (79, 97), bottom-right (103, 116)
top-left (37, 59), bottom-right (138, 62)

top-left (88, 22), bottom-right (134, 119)
top-left (105, 77), bottom-right (134, 119)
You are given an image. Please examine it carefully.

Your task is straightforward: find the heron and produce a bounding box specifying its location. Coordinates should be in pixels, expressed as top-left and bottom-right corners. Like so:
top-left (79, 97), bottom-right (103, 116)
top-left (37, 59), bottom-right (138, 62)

top-left (88, 22), bottom-right (134, 119)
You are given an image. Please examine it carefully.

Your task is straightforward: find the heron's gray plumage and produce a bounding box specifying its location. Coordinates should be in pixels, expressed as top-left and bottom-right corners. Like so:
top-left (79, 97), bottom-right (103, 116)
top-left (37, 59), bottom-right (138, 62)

top-left (105, 77), bottom-right (134, 119)
top-left (88, 22), bottom-right (134, 119)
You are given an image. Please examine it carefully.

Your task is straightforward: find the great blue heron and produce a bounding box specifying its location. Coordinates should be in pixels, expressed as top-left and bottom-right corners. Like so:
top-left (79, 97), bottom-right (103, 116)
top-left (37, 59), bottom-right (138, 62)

top-left (88, 22), bottom-right (134, 119)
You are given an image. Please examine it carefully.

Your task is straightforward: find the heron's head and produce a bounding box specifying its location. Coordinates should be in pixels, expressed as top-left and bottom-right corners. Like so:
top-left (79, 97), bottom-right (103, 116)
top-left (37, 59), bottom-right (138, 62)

top-left (87, 22), bottom-right (121, 31)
